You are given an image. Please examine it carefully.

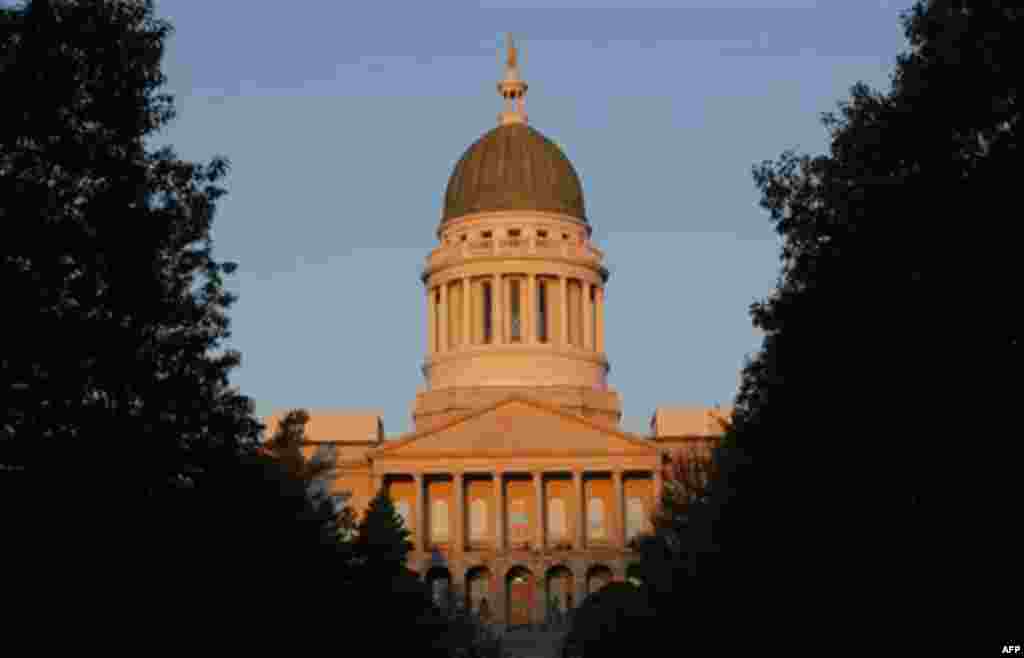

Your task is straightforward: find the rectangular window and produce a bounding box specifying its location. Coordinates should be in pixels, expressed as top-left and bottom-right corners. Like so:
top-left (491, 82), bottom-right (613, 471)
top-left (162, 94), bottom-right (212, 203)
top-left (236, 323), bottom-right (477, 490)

top-left (537, 279), bottom-right (548, 343)
top-left (567, 280), bottom-right (582, 347)
top-left (483, 282), bottom-right (493, 344)
top-left (590, 286), bottom-right (597, 350)
top-left (434, 291), bottom-right (441, 352)
top-left (510, 279), bottom-right (521, 342)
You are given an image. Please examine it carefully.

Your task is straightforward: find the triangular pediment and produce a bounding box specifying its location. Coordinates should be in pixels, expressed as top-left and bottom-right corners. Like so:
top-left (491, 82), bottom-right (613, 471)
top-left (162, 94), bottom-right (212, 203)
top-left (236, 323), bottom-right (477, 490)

top-left (373, 396), bottom-right (657, 459)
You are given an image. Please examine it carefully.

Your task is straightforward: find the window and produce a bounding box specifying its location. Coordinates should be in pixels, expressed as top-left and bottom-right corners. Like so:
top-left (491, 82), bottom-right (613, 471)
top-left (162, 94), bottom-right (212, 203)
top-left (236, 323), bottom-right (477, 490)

top-left (432, 499), bottom-right (449, 542)
top-left (482, 281), bottom-right (493, 344)
top-left (510, 279), bottom-right (521, 342)
top-left (537, 279), bottom-right (548, 343)
top-left (470, 499), bottom-right (487, 539)
top-left (510, 499), bottom-right (529, 543)
top-left (537, 230), bottom-right (548, 238)
top-left (548, 498), bottom-right (566, 540)
top-left (587, 498), bottom-right (605, 540)
top-left (590, 286), bottom-right (597, 350)
top-left (508, 228), bottom-right (521, 238)
top-left (626, 498), bottom-right (645, 541)
top-left (567, 279), bottom-right (582, 347)
top-left (434, 290), bottom-right (441, 351)
top-left (482, 231), bottom-right (492, 239)
top-left (562, 233), bottom-right (569, 240)
top-left (460, 234), bottom-right (467, 241)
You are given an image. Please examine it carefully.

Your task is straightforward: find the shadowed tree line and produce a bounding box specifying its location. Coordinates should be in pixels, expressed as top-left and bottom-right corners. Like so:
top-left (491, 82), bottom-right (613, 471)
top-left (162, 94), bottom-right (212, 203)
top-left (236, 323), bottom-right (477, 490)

top-left (571, 2), bottom-right (1019, 654)
top-left (0, 2), bottom-right (493, 652)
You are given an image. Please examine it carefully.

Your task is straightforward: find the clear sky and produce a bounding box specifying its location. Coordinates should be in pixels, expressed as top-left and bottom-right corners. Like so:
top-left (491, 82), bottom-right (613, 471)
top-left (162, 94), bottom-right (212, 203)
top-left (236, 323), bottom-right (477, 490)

top-left (149, 0), bottom-right (911, 436)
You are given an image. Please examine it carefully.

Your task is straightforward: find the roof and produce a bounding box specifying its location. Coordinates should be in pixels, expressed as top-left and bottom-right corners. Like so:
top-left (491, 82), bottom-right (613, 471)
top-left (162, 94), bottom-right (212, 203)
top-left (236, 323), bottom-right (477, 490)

top-left (371, 394), bottom-right (656, 460)
top-left (442, 123), bottom-right (587, 225)
top-left (262, 411), bottom-right (384, 444)
top-left (649, 406), bottom-right (733, 438)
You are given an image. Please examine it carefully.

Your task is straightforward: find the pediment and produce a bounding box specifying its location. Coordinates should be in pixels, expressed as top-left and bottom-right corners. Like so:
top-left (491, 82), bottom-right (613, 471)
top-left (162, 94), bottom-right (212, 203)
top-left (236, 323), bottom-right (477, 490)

top-left (373, 396), bottom-right (657, 459)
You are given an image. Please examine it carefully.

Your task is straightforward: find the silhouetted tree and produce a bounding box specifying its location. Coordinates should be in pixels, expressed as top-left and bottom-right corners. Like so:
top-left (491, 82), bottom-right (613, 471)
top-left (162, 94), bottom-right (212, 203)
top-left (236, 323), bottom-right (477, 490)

top-left (262, 408), bottom-right (357, 546)
top-left (561, 582), bottom-right (656, 658)
top-left (0, 0), bottom-right (263, 566)
top-left (715, 0), bottom-right (1020, 648)
top-left (352, 486), bottom-right (413, 577)
top-left (633, 447), bottom-right (719, 605)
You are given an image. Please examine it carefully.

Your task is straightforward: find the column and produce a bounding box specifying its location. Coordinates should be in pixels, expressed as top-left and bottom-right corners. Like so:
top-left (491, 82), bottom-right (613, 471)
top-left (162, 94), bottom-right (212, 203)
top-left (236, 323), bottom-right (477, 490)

top-left (372, 472), bottom-right (384, 496)
top-left (462, 278), bottom-right (471, 348)
top-left (612, 470), bottom-right (624, 549)
top-left (494, 471), bottom-right (505, 552)
top-left (595, 287), bottom-right (605, 353)
top-left (427, 288), bottom-right (436, 355)
top-left (534, 471), bottom-right (544, 550)
top-left (493, 273), bottom-right (503, 344)
top-left (439, 281), bottom-right (448, 353)
top-left (560, 277), bottom-right (569, 347)
top-left (454, 471), bottom-right (465, 554)
top-left (526, 273), bottom-right (536, 344)
top-left (583, 282), bottom-right (592, 351)
top-left (573, 469), bottom-right (584, 551)
top-left (414, 472), bottom-right (425, 550)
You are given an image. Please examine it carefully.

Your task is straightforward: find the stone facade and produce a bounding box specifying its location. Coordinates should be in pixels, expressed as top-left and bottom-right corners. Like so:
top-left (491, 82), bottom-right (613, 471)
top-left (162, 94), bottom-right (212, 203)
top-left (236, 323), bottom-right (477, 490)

top-left (263, 38), bottom-right (729, 629)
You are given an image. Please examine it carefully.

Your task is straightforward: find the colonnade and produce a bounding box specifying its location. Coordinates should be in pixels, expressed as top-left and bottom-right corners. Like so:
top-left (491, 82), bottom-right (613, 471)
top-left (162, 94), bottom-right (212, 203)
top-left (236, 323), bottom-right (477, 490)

top-left (426, 275), bottom-right (605, 354)
top-left (377, 467), bottom-right (662, 554)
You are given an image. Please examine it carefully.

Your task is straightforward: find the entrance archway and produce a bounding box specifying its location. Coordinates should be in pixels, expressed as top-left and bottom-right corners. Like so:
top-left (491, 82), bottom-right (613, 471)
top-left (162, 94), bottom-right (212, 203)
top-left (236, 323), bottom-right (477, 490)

top-left (585, 564), bottom-right (613, 597)
top-left (426, 566), bottom-right (452, 613)
top-left (505, 566), bottom-right (534, 628)
top-left (545, 565), bottom-right (575, 625)
top-left (466, 566), bottom-right (493, 623)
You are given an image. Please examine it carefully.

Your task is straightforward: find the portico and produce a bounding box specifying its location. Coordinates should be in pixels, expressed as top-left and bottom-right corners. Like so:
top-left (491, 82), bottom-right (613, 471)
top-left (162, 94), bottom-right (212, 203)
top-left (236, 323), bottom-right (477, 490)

top-left (370, 395), bottom-right (663, 626)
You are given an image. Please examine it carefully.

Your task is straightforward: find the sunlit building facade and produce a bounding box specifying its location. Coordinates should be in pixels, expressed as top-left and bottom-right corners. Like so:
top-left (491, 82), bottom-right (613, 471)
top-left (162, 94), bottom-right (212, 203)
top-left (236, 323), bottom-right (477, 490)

top-left (265, 38), bottom-right (728, 628)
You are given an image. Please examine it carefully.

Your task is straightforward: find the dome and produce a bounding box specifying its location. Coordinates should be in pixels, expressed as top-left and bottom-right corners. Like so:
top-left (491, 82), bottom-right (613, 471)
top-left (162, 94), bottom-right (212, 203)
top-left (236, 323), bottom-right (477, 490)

top-left (442, 123), bottom-right (586, 225)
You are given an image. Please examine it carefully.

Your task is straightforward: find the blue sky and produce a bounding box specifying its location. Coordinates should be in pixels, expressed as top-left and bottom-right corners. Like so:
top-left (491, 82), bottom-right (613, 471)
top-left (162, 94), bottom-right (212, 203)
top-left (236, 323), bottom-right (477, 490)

top-left (149, 0), bottom-right (911, 435)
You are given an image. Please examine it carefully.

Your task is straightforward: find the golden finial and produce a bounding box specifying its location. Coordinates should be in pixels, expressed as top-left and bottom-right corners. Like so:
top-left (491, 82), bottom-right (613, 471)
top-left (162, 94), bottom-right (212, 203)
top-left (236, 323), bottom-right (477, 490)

top-left (506, 33), bottom-right (518, 69)
top-left (497, 33), bottom-right (527, 125)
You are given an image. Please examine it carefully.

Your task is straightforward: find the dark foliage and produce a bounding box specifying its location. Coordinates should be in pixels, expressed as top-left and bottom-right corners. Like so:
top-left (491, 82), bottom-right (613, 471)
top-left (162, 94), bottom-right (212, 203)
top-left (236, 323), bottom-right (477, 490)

top-left (561, 582), bottom-right (656, 658)
top-left (714, 0), bottom-right (1020, 647)
top-left (0, 8), bottom-right (458, 650)
top-left (352, 486), bottom-right (415, 578)
top-left (1, 0), bottom-right (266, 577)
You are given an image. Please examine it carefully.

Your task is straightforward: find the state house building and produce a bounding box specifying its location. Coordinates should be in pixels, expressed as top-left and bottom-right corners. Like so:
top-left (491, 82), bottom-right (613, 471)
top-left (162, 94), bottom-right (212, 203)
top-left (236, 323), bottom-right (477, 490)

top-left (265, 38), bottom-right (729, 629)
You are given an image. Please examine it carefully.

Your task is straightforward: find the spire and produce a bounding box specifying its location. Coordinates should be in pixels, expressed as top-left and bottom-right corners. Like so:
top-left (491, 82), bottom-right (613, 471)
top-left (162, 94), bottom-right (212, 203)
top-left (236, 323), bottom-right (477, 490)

top-left (497, 33), bottom-right (528, 125)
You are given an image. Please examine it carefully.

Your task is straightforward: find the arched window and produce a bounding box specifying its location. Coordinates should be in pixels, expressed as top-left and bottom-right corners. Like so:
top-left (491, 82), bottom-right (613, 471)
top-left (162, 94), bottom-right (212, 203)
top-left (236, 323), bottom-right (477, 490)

top-left (470, 499), bottom-right (487, 540)
top-left (396, 500), bottom-right (411, 530)
top-left (626, 497), bottom-right (644, 541)
top-left (432, 499), bottom-right (449, 542)
top-left (548, 498), bottom-right (566, 541)
top-left (587, 498), bottom-right (605, 540)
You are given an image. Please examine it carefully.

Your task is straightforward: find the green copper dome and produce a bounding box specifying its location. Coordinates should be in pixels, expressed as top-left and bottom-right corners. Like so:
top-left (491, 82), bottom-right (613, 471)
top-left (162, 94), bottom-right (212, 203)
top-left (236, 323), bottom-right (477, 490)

top-left (442, 123), bottom-right (587, 225)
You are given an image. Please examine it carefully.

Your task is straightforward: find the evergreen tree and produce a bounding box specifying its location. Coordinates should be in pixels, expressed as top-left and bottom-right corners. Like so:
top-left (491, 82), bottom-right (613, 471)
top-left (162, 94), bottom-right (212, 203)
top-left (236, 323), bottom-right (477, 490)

top-left (0, 0), bottom-right (263, 560)
top-left (352, 486), bottom-right (413, 577)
